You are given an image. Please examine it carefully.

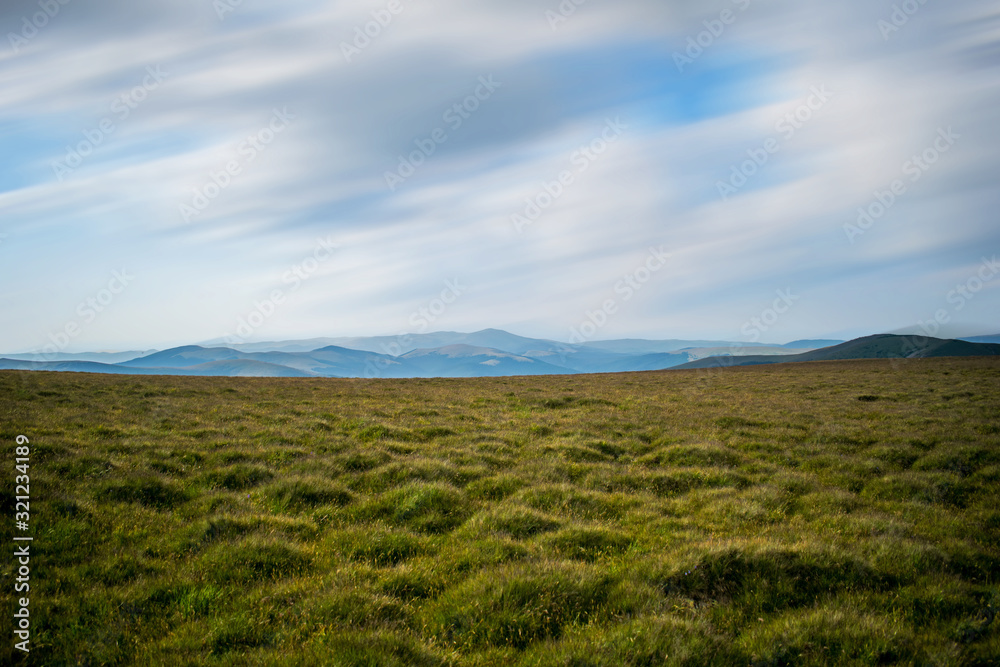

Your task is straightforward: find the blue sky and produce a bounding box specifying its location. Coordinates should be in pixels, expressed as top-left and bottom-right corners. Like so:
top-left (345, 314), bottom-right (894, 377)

top-left (1, 0), bottom-right (998, 353)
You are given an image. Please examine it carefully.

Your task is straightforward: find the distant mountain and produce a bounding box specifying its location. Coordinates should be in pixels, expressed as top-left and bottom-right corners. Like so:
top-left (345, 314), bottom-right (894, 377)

top-left (0, 351), bottom-right (153, 364)
top-left (0, 359), bottom-right (157, 375)
top-left (960, 334), bottom-right (1000, 345)
top-left (8, 331), bottom-right (986, 380)
top-left (0, 357), bottom-right (311, 377)
top-left (519, 346), bottom-right (633, 373)
top-left (675, 334), bottom-right (1000, 369)
top-left (211, 330), bottom-right (813, 358)
top-left (119, 344), bottom-right (392, 377)
top-left (223, 329), bottom-right (556, 357)
top-left (202, 337), bottom-right (345, 353)
top-left (180, 360), bottom-right (312, 377)
top-left (405, 330), bottom-right (559, 356)
top-left (118, 345), bottom-right (402, 378)
top-left (595, 352), bottom-right (695, 373)
top-left (400, 345), bottom-right (572, 377)
top-left (119, 346), bottom-right (243, 368)
top-left (0, 341), bottom-right (569, 378)
top-left (781, 339), bottom-right (844, 349)
top-left (189, 329), bottom-right (815, 375)
top-left (579, 338), bottom-right (773, 355)
top-left (264, 346), bottom-right (402, 377)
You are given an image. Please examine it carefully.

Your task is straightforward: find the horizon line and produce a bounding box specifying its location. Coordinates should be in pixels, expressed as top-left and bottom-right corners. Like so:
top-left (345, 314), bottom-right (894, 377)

top-left (3, 327), bottom-right (998, 357)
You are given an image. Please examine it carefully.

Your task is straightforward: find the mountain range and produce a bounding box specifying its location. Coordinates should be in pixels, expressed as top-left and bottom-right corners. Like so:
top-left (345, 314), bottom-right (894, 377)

top-left (0, 330), bottom-right (997, 378)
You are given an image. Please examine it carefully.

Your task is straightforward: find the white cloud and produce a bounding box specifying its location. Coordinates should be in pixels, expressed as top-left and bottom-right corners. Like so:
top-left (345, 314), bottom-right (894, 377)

top-left (0, 0), bottom-right (998, 350)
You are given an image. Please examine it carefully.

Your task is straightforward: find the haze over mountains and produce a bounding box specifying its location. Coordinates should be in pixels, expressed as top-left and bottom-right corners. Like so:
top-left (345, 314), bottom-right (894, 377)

top-left (1, 330), bottom-right (998, 378)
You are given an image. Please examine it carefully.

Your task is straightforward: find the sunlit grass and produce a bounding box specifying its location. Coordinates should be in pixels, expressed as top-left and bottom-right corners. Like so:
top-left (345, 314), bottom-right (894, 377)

top-left (1, 357), bottom-right (998, 665)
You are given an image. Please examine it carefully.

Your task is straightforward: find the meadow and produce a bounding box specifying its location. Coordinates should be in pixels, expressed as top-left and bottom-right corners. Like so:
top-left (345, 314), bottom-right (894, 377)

top-left (1, 357), bottom-right (999, 665)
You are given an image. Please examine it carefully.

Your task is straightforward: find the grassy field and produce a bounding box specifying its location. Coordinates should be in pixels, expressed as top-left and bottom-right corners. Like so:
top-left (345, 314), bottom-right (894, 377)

top-left (2, 358), bottom-right (999, 666)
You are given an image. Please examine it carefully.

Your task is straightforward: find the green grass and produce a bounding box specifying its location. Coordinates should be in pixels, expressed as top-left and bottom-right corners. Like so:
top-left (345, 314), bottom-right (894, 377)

top-left (1, 357), bottom-right (999, 665)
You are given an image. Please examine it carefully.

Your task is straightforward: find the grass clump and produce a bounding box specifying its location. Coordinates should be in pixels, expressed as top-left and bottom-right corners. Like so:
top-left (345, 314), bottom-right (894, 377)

top-left (424, 562), bottom-right (614, 650)
top-left (208, 613), bottom-right (275, 654)
top-left (99, 476), bottom-right (188, 509)
top-left (302, 631), bottom-right (446, 667)
top-left (466, 505), bottom-right (562, 540)
top-left (201, 515), bottom-right (318, 543)
top-left (379, 567), bottom-right (447, 601)
top-left (862, 471), bottom-right (971, 507)
top-left (519, 484), bottom-right (628, 520)
top-left (466, 474), bottom-right (524, 500)
top-left (202, 539), bottom-right (312, 584)
top-left (333, 528), bottom-right (427, 566)
top-left (357, 482), bottom-right (470, 533)
top-left (638, 443), bottom-right (744, 468)
top-left (545, 527), bottom-right (632, 561)
top-left (737, 607), bottom-right (913, 665)
top-left (204, 463), bottom-right (273, 490)
top-left (265, 477), bottom-right (354, 512)
top-left (660, 546), bottom-right (891, 615)
top-left (309, 589), bottom-right (410, 628)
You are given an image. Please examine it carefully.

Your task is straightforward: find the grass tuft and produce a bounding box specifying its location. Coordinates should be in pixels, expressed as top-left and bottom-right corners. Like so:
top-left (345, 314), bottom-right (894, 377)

top-left (266, 477), bottom-right (354, 512)
top-left (99, 476), bottom-right (188, 509)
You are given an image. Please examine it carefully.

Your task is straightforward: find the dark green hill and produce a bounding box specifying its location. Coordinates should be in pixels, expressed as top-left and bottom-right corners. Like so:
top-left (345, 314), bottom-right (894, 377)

top-left (675, 334), bottom-right (1000, 369)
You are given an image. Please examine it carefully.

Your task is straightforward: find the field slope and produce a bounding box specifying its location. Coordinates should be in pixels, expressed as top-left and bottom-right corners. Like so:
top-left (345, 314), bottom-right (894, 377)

top-left (2, 358), bottom-right (999, 665)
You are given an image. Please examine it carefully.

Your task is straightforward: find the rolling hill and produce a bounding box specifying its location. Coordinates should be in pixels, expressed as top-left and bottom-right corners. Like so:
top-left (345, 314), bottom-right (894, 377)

top-left (675, 334), bottom-right (1000, 369)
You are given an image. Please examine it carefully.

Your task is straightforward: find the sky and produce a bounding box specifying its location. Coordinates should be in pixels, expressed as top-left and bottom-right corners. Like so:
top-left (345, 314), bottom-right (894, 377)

top-left (0, 0), bottom-right (998, 353)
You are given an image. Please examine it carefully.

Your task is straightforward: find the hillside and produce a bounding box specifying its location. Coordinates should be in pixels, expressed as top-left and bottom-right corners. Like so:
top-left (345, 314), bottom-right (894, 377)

top-left (676, 334), bottom-right (1000, 369)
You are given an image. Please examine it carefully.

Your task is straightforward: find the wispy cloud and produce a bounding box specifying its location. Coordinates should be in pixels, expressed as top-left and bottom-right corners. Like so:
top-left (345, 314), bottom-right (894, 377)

top-left (1, 0), bottom-right (998, 351)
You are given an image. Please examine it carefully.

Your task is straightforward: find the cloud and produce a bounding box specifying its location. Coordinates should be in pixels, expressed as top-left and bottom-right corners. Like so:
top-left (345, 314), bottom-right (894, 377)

top-left (1, 0), bottom-right (998, 351)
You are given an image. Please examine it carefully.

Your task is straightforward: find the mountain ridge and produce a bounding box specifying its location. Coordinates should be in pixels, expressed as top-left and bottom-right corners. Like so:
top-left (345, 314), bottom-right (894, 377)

top-left (1, 332), bottom-right (996, 378)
